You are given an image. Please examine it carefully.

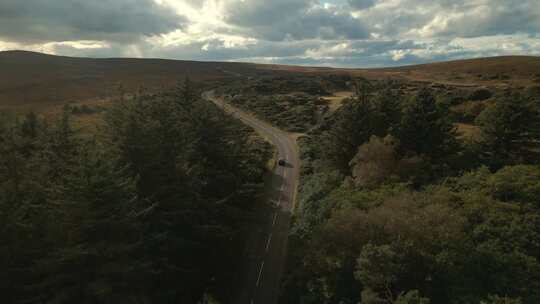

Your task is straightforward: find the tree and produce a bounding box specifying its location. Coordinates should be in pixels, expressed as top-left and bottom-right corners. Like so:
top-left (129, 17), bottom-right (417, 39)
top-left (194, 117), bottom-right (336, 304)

top-left (476, 94), bottom-right (540, 167)
top-left (395, 290), bottom-right (430, 304)
top-left (0, 78), bottom-right (270, 303)
top-left (20, 111), bottom-right (39, 139)
top-left (480, 295), bottom-right (523, 304)
top-left (487, 165), bottom-right (540, 206)
top-left (321, 96), bottom-right (374, 173)
top-left (350, 135), bottom-right (399, 187)
top-left (371, 87), bottom-right (402, 137)
top-left (396, 89), bottom-right (458, 161)
top-left (104, 79), bottom-right (266, 302)
top-left (356, 243), bottom-right (404, 303)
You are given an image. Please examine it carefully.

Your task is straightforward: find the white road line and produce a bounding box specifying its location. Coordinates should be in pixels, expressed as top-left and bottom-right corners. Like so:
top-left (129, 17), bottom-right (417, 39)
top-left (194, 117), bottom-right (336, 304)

top-left (256, 261), bottom-right (265, 287)
top-left (272, 212), bottom-right (278, 226)
top-left (265, 233), bottom-right (273, 252)
top-left (283, 170), bottom-right (287, 179)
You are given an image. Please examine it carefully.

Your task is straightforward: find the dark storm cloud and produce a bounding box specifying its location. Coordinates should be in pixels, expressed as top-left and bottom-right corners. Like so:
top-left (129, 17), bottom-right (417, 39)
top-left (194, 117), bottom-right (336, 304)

top-left (0, 0), bottom-right (186, 43)
top-left (223, 0), bottom-right (368, 41)
top-left (347, 0), bottom-right (377, 10)
top-left (1, 0), bottom-right (539, 68)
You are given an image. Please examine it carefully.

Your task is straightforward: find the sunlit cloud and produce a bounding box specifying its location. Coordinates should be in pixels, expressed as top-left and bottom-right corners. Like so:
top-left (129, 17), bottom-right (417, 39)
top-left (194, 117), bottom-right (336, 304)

top-left (0, 0), bottom-right (538, 67)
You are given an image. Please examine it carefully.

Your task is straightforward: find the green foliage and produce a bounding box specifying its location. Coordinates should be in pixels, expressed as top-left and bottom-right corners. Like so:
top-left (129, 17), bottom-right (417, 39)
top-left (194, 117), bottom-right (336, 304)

top-left (284, 163), bottom-right (540, 303)
top-left (451, 101), bottom-right (487, 123)
top-left (350, 135), bottom-right (400, 187)
top-left (356, 243), bottom-right (405, 303)
top-left (394, 290), bottom-right (430, 304)
top-left (396, 89), bottom-right (459, 161)
top-left (320, 96), bottom-right (376, 173)
top-left (476, 94), bottom-right (540, 167)
top-left (0, 80), bottom-right (271, 303)
top-left (488, 165), bottom-right (540, 205)
top-left (279, 81), bottom-right (540, 304)
top-left (227, 93), bottom-right (325, 132)
top-left (481, 295), bottom-right (523, 304)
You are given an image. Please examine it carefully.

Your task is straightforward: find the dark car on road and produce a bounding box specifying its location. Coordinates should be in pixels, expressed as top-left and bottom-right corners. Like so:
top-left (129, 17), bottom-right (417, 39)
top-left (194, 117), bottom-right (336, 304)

top-left (278, 159), bottom-right (286, 166)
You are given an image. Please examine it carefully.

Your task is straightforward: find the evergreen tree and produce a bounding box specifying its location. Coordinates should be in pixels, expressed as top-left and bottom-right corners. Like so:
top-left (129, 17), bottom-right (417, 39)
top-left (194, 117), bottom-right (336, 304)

top-left (476, 93), bottom-right (540, 167)
top-left (396, 89), bottom-right (458, 161)
top-left (321, 96), bottom-right (374, 173)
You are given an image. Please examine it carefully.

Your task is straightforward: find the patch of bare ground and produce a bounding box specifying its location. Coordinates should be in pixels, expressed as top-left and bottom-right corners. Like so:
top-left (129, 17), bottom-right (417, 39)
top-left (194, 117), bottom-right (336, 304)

top-left (456, 123), bottom-right (481, 140)
top-left (323, 91), bottom-right (353, 112)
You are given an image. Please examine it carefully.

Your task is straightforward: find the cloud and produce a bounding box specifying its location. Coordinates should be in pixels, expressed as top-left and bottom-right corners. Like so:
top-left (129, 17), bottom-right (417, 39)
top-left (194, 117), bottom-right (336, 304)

top-left (348, 0), bottom-right (377, 10)
top-left (0, 0), bottom-right (539, 67)
top-left (222, 0), bottom-right (369, 41)
top-left (0, 0), bottom-right (186, 43)
top-left (434, 1), bottom-right (540, 38)
top-left (361, 0), bottom-right (540, 39)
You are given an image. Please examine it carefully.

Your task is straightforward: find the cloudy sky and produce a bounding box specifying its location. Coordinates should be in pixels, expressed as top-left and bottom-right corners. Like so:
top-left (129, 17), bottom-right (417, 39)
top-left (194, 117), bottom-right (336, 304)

top-left (0, 0), bottom-right (539, 67)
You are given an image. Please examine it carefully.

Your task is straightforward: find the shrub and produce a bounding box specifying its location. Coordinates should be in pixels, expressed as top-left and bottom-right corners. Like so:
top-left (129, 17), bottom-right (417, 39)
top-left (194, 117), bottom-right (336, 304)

top-left (350, 135), bottom-right (399, 187)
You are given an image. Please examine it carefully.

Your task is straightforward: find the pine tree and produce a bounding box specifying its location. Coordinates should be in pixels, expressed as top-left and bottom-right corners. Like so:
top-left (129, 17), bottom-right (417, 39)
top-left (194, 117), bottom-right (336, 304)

top-left (476, 93), bottom-right (540, 167)
top-left (396, 89), bottom-right (458, 160)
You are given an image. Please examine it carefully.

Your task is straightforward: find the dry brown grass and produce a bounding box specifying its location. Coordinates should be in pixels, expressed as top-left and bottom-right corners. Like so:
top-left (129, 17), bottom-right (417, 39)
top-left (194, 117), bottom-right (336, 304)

top-left (456, 123), bottom-right (481, 140)
top-left (258, 56), bottom-right (540, 88)
top-left (2, 51), bottom-right (538, 115)
top-left (0, 50), bottom-right (263, 109)
top-left (323, 91), bottom-right (353, 112)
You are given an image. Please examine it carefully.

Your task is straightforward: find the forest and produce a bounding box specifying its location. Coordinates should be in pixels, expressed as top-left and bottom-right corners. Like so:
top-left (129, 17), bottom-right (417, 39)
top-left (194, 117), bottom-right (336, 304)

top-left (1, 73), bottom-right (540, 304)
top-left (280, 81), bottom-right (540, 304)
top-left (0, 82), bottom-right (272, 303)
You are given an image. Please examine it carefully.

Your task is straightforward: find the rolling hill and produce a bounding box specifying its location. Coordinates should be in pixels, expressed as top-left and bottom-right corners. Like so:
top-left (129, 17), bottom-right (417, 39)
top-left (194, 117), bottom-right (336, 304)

top-left (0, 51), bottom-right (264, 108)
top-left (1, 50), bottom-right (539, 110)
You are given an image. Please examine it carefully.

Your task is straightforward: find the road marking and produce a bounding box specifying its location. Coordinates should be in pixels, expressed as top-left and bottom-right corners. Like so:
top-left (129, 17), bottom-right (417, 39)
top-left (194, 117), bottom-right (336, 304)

top-left (256, 261), bottom-right (265, 287)
top-left (283, 170), bottom-right (287, 178)
top-left (265, 233), bottom-right (273, 252)
top-left (272, 212), bottom-right (278, 226)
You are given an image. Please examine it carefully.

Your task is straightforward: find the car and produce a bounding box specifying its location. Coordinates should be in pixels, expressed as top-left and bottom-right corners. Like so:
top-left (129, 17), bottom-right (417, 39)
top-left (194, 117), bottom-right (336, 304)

top-left (278, 159), bottom-right (286, 166)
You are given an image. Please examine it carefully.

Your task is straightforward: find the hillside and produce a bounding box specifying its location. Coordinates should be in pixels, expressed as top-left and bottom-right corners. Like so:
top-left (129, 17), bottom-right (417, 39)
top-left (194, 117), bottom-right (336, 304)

top-left (368, 56), bottom-right (540, 85)
top-left (1, 51), bottom-right (539, 110)
top-left (0, 51), bottom-right (265, 108)
top-left (254, 56), bottom-right (540, 86)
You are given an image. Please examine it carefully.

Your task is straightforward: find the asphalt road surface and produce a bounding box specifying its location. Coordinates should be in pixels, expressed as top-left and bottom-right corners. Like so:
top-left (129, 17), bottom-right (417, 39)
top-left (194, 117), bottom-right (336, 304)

top-left (203, 91), bottom-right (300, 304)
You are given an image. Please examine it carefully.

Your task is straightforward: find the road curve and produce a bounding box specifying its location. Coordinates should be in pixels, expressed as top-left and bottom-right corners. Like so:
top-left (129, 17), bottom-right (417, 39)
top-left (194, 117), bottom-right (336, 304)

top-left (203, 91), bottom-right (299, 304)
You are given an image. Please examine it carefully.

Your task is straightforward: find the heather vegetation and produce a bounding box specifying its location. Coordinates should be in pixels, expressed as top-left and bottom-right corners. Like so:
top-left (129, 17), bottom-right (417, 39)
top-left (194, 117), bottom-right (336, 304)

top-left (217, 74), bottom-right (353, 132)
top-left (227, 93), bottom-right (328, 132)
top-left (0, 82), bottom-right (271, 303)
top-left (281, 80), bottom-right (540, 304)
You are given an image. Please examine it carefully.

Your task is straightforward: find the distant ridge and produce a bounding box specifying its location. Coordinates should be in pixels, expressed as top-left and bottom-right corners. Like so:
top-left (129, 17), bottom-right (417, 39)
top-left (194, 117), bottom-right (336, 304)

top-left (383, 55), bottom-right (540, 75)
top-left (1, 50), bottom-right (539, 106)
top-left (0, 50), bottom-right (260, 106)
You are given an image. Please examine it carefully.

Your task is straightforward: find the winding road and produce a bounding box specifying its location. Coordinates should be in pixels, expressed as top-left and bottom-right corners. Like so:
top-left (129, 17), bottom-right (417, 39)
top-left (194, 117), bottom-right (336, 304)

top-left (203, 91), bottom-right (300, 304)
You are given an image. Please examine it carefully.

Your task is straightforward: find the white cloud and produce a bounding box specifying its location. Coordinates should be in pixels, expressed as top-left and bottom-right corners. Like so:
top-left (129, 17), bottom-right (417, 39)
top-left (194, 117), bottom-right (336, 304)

top-left (0, 0), bottom-right (539, 67)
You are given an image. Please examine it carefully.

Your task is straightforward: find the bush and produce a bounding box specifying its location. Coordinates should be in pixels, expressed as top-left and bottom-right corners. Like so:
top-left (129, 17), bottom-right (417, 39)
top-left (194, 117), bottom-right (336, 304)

top-left (488, 165), bottom-right (540, 205)
top-left (469, 88), bottom-right (493, 101)
top-left (350, 135), bottom-right (399, 187)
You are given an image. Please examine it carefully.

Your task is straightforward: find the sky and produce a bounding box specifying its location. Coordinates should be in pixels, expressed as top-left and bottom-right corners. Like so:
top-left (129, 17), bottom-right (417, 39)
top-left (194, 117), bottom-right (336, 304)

top-left (0, 0), bottom-right (539, 67)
